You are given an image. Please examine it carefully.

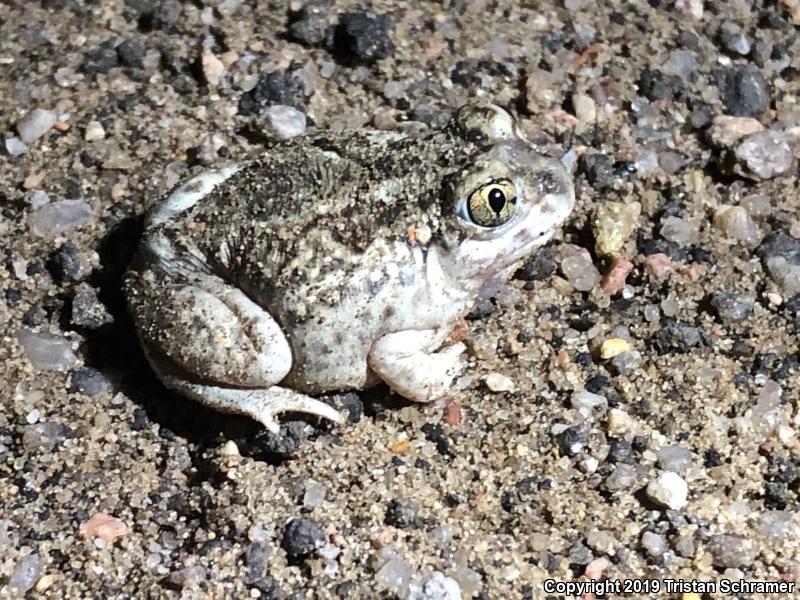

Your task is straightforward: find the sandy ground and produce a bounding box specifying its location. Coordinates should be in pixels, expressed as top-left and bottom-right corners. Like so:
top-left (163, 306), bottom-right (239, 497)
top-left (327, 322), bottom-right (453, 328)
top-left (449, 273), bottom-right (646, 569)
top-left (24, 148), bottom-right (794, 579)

top-left (1, 0), bottom-right (800, 598)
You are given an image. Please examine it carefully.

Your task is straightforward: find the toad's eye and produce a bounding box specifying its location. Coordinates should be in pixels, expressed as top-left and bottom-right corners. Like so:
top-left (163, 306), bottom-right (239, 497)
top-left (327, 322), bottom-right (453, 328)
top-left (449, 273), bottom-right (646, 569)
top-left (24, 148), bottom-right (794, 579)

top-left (466, 179), bottom-right (517, 228)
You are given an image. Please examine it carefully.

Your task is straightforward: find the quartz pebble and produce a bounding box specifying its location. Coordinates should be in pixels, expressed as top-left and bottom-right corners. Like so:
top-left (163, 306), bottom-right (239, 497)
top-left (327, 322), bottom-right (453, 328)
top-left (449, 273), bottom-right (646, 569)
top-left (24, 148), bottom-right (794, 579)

top-left (17, 330), bottom-right (77, 371)
top-left (733, 130), bottom-right (794, 180)
top-left (29, 199), bottom-right (93, 237)
top-left (415, 571), bottom-right (462, 600)
top-left (375, 556), bottom-right (413, 593)
top-left (5, 136), bottom-right (28, 156)
top-left (8, 554), bottom-right (43, 594)
top-left (713, 206), bottom-right (759, 244)
top-left (84, 120), bottom-right (105, 142)
top-left (484, 372), bottom-right (514, 392)
top-left (561, 253), bottom-right (601, 292)
top-left (594, 202), bottom-right (641, 256)
top-left (646, 471), bottom-right (688, 510)
top-left (265, 105), bottom-right (307, 140)
top-left (640, 531), bottom-right (667, 557)
top-left (16, 108), bottom-right (57, 144)
top-left (706, 534), bottom-right (758, 568)
top-left (660, 216), bottom-right (698, 246)
top-left (657, 445), bottom-right (694, 475)
top-left (303, 479), bottom-right (327, 508)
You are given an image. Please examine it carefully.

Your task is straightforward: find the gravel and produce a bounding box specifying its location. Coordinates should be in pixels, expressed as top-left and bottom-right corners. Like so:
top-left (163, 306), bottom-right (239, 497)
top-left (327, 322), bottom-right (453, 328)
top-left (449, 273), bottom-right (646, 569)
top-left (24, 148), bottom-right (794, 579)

top-left (3, 0), bottom-right (799, 597)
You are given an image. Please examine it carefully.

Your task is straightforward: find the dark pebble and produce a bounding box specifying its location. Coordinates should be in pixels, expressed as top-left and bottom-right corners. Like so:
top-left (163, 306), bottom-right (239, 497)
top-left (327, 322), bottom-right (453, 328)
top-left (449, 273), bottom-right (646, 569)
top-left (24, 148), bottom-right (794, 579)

top-left (709, 292), bottom-right (754, 323)
top-left (717, 64), bottom-right (770, 117)
top-left (567, 541), bottom-right (593, 566)
top-left (332, 11), bottom-right (393, 64)
top-left (689, 102), bottom-right (714, 129)
top-left (384, 498), bottom-right (420, 528)
top-left (131, 407), bottom-right (149, 431)
top-left (68, 366), bottom-right (111, 397)
top-left (244, 542), bottom-right (270, 583)
top-left (116, 38), bottom-right (145, 68)
top-left (651, 319), bottom-right (703, 353)
top-left (465, 297), bottom-right (495, 320)
top-left (335, 581), bottom-right (356, 598)
top-left (514, 248), bottom-right (556, 281)
top-left (81, 40), bottom-right (119, 75)
top-left (579, 152), bottom-right (615, 187)
top-left (71, 283), bottom-right (114, 329)
top-left (254, 420), bottom-right (313, 458)
top-left (763, 481), bottom-right (788, 509)
top-left (50, 242), bottom-right (83, 281)
top-left (584, 374), bottom-right (609, 393)
top-left (756, 231), bottom-right (800, 265)
top-left (638, 68), bottom-right (683, 102)
top-left (608, 438), bottom-right (632, 463)
top-left (331, 392), bottom-right (363, 424)
top-left (703, 449), bottom-right (722, 467)
top-left (420, 422), bottom-right (449, 455)
top-left (5, 288), bottom-right (21, 303)
top-left (281, 517), bottom-right (325, 558)
top-left (556, 425), bottom-right (587, 457)
top-left (288, 0), bottom-right (332, 46)
top-left (637, 236), bottom-right (689, 262)
top-left (238, 69), bottom-right (307, 115)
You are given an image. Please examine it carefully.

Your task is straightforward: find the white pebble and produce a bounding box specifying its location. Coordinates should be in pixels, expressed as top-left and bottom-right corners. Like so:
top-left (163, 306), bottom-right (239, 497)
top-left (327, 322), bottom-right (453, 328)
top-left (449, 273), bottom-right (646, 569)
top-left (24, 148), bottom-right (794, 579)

top-left (17, 330), bottom-right (78, 371)
top-left (265, 105), bottom-right (307, 140)
top-left (29, 190), bottom-right (50, 210)
top-left (484, 372), bottom-right (514, 392)
top-left (16, 108), bottom-right (58, 144)
top-left (84, 120), bottom-right (106, 142)
top-left (646, 471), bottom-right (689, 510)
top-left (5, 136), bottom-right (28, 156)
top-left (202, 50), bottom-right (226, 86)
top-left (29, 199), bottom-right (93, 237)
top-left (375, 556), bottom-right (413, 593)
top-left (659, 216), bottom-right (698, 246)
top-left (8, 554), bottom-right (43, 594)
top-left (419, 571), bottom-right (462, 600)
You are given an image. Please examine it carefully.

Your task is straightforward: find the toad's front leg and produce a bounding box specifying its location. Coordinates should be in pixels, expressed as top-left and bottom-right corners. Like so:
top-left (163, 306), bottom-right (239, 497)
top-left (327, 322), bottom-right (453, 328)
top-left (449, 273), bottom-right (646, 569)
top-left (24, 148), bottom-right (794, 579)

top-left (367, 329), bottom-right (466, 402)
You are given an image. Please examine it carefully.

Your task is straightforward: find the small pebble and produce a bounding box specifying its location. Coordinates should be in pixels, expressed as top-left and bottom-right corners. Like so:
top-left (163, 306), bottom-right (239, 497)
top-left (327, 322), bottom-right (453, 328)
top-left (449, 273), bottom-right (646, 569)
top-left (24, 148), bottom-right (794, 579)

top-left (68, 366), bottom-right (111, 397)
top-left (264, 105), bottom-right (307, 140)
top-left (713, 206), bottom-right (760, 244)
top-left (202, 49), bottom-right (225, 86)
top-left (607, 408), bottom-right (634, 435)
top-left (80, 513), bottom-right (129, 542)
top-left (303, 479), bottom-right (327, 508)
top-left (733, 130), bottom-right (795, 180)
top-left (8, 554), bottom-right (43, 594)
top-left (718, 64), bottom-right (770, 118)
top-left (646, 471), bottom-right (689, 510)
top-left (718, 21), bottom-right (751, 55)
top-left (5, 136), bottom-right (28, 156)
top-left (16, 109), bottom-right (58, 144)
top-left (17, 330), bottom-right (77, 371)
top-left (333, 10), bottom-right (394, 64)
top-left (660, 216), bottom-right (698, 246)
top-left (375, 556), bottom-right (413, 593)
top-left (706, 534), bottom-right (758, 568)
top-left (708, 115), bottom-right (764, 148)
top-left (644, 253), bottom-right (673, 280)
top-left (385, 499), bottom-right (419, 528)
top-left (656, 445), bottom-right (694, 474)
top-left (29, 199), bottom-right (94, 237)
top-left (418, 571), bottom-right (461, 600)
top-left (484, 372), bottom-right (514, 392)
top-left (640, 531), bottom-right (667, 557)
top-left (601, 257), bottom-right (633, 295)
top-left (599, 338), bottom-right (632, 359)
top-left (572, 92), bottom-right (596, 123)
top-left (584, 557), bottom-right (611, 579)
top-left (561, 254), bottom-right (601, 292)
top-left (84, 120), bottom-right (106, 142)
top-left (594, 201), bottom-right (641, 256)
top-left (709, 292), bottom-right (755, 323)
top-left (282, 518), bottom-right (325, 558)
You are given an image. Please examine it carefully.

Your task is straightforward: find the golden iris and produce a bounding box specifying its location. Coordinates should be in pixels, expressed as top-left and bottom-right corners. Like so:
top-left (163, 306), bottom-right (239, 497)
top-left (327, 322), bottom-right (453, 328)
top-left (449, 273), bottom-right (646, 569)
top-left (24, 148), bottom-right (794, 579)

top-left (466, 179), bottom-right (517, 227)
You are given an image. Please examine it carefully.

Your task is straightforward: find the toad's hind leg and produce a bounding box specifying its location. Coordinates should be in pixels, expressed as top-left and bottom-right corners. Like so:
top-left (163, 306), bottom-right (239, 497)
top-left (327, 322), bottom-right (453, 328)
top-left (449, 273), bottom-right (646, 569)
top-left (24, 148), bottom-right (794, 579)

top-left (126, 268), bottom-right (344, 434)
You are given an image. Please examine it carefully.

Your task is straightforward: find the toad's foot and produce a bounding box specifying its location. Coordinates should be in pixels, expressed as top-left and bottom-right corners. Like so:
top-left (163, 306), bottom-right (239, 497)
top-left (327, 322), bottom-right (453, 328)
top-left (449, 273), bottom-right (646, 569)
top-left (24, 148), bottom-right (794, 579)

top-left (368, 329), bottom-right (466, 403)
top-left (156, 376), bottom-right (345, 434)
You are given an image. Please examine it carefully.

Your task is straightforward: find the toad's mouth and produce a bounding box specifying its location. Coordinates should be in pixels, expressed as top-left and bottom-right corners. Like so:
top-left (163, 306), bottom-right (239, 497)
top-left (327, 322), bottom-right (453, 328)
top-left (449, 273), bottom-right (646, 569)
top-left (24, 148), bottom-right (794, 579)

top-left (488, 226), bottom-right (555, 275)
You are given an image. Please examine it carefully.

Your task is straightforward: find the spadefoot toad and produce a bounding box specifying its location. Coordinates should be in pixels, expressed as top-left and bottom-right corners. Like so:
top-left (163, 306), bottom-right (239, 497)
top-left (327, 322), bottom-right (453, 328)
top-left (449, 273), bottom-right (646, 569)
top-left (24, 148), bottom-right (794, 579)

top-left (124, 102), bottom-right (575, 433)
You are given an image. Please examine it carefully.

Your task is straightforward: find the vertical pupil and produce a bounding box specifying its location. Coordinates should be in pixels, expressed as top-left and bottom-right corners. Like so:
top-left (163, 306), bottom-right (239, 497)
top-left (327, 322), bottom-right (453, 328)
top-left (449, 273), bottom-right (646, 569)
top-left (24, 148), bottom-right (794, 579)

top-left (488, 188), bottom-right (506, 213)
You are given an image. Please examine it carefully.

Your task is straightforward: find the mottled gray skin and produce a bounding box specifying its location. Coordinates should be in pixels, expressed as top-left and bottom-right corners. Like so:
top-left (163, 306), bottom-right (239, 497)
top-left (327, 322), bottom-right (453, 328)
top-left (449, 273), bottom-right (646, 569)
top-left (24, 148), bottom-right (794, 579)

top-left (124, 103), bottom-right (575, 432)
